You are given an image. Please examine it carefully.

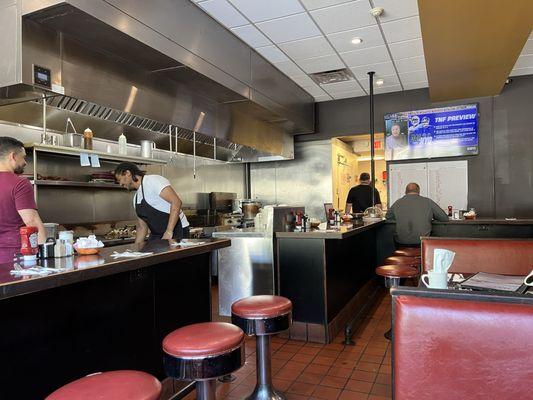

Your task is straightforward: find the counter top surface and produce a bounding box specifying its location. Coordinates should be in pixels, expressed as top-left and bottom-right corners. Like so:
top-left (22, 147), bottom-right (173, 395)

top-left (275, 220), bottom-right (384, 239)
top-left (212, 227), bottom-right (268, 238)
top-left (382, 218), bottom-right (533, 225)
top-left (0, 239), bottom-right (230, 300)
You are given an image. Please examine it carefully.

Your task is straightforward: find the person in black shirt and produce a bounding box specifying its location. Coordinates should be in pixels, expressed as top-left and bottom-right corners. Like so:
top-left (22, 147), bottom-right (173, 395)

top-left (345, 172), bottom-right (382, 214)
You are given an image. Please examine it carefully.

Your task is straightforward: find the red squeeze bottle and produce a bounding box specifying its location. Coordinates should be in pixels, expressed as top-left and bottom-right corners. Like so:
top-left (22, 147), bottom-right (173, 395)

top-left (20, 226), bottom-right (39, 257)
top-left (447, 206), bottom-right (453, 217)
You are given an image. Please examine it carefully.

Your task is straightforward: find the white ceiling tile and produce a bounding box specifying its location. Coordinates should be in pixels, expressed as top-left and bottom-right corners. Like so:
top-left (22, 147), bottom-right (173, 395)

top-left (520, 39), bottom-right (533, 56)
top-left (403, 80), bottom-right (429, 90)
top-left (514, 54), bottom-right (533, 69)
top-left (314, 94), bottom-right (333, 102)
top-left (228, 0), bottom-right (304, 23)
top-left (279, 36), bottom-right (335, 60)
top-left (256, 13), bottom-right (321, 43)
top-left (310, 1), bottom-right (375, 34)
top-left (321, 80), bottom-right (362, 94)
top-left (372, 0), bottom-right (419, 23)
top-left (395, 55), bottom-right (426, 73)
top-left (332, 90), bottom-right (367, 99)
top-left (381, 16), bottom-right (422, 44)
top-left (230, 25), bottom-right (271, 47)
top-left (510, 67), bottom-right (533, 77)
top-left (199, 0), bottom-right (248, 28)
top-left (273, 60), bottom-right (305, 76)
top-left (360, 74), bottom-right (400, 90)
top-left (291, 74), bottom-right (317, 87)
top-left (373, 84), bottom-right (402, 94)
top-left (350, 61), bottom-right (396, 79)
top-left (327, 25), bottom-right (384, 53)
top-left (255, 45), bottom-right (290, 63)
top-left (340, 45), bottom-right (390, 67)
top-left (389, 38), bottom-right (424, 60)
top-left (297, 54), bottom-right (345, 73)
top-left (302, 84), bottom-right (329, 96)
top-left (399, 69), bottom-right (428, 83)
top-left (301, 0), bottom-right (349, 11)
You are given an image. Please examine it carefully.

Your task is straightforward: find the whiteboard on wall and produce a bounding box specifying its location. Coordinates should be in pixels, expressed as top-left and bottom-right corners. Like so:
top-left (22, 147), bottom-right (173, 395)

top-left (388, 160), bottom-right (468, 211)
top-left (389, 163), bottom-right (428, 206)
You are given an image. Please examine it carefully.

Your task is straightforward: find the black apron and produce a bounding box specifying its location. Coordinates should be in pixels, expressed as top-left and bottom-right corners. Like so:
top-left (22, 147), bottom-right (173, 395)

top-left (135, 182), bottom-right (183, 241)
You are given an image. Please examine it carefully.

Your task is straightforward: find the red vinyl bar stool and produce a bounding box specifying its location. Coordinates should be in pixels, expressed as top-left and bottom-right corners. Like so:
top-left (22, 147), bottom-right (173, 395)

top-left (384, 255), bottom-right (421, 267)
top-left (163, 322), bottom-right (245, 400)
top-left (393, 247), bottom-right (421, 258)
top-left (376, 265), bottom-right (419, 340)
top-left (232, 295), bottom-right (292, 400)
top-left (45, 370), bottom-right (161, 400)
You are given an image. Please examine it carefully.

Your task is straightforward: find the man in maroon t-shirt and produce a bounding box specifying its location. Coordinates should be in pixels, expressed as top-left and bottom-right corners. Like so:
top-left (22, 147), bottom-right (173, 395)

top-left (0, 137), bottom-right (46, 263)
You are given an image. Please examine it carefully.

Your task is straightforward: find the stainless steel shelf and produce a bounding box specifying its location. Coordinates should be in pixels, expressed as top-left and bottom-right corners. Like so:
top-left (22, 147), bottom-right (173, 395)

top-left (31, 180), bottom-right (123, 189)
top-left (25, 143), bottom-right (167, 165)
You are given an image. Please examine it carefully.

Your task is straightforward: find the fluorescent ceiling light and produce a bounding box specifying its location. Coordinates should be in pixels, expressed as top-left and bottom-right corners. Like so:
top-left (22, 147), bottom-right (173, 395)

top-left (375, 79), bottom-right (384, 86)
top-left (351, 37), bottom-right (363, 45)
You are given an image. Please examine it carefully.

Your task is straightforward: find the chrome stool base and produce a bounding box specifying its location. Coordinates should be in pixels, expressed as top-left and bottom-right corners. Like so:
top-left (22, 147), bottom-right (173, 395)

top-left (246, 385), bottom-right (286, 400)
top-left (246, 334), bottom-right (285, 400)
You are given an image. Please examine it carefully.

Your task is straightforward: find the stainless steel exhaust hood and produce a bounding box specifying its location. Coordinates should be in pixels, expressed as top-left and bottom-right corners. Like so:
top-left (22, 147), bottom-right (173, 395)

top-left (0, 0), bottom-right (315, 161)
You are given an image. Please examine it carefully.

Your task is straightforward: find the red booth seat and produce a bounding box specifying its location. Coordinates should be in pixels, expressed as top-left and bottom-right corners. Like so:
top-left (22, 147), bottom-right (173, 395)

top-left (421, 237), bottom-right (533, 274)
top-left (393, 293), bottom-right (533, 400)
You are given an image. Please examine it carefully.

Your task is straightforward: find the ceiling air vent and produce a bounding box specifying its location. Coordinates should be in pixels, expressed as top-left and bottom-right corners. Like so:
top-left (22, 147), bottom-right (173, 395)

top-left (309, 68), bottom-right (354, 85)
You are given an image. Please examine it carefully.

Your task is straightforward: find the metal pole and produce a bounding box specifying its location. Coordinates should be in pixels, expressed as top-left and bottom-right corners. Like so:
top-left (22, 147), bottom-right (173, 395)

top-left (41, 94), bottom-right (47, 144)
top-left (168, 125), bottom-right (172, 153)
top-left (213, 137), bottom-right (217, 160)
top-left (368, 71), bottom-right (376, 206)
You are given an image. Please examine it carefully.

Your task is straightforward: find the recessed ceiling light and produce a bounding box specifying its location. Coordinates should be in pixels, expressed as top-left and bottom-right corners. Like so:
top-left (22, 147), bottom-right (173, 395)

top-left (351, 37), bottom-right (363, 45)
top-left (375, 79), bottom-right (384, 86)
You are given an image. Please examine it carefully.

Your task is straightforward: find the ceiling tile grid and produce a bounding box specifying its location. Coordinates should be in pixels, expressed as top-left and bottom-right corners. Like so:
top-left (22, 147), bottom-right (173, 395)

top-left (193, 0), bottom-right (532, 102)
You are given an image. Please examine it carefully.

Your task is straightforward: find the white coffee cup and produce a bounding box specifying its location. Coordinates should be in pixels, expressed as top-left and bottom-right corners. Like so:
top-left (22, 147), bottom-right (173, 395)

top-left (421, 270), bottom-right (448, 289)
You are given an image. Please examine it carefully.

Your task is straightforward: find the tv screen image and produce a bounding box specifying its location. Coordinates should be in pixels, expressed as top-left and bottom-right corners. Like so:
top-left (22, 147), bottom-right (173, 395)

top-left (384, 104), bottom-right (479, 161)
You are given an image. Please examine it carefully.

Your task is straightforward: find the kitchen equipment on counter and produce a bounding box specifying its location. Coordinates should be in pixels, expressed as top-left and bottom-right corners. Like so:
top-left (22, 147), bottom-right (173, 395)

top-left (209, 192), bottom-right (236, 214)
top-left (362, 206), bottom-right (384, 223)
top-left (38, 242), bottom-right (55, 259)
top-left (241, 200), bottom-right (262, 220)
top-left (140, 140), bottom-right (156, 158)
top-left (219, 213), bottom-right (243, 227)
top-left (44, 223), bottom-right (59, 240)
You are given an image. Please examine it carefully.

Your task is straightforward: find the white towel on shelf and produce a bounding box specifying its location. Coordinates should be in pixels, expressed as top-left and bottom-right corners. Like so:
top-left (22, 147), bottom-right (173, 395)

top-left (171, 241), bottom-right (206, 247)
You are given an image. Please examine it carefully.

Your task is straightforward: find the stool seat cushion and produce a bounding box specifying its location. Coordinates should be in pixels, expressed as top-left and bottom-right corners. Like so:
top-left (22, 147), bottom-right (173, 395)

top-left (394, 248), bottom-right (421, 257)
top-left (46, 370), bottom-right (161, 400)
top-left (232, 295), bottom-right (292, 319)
top-left (163, 322), bottom-right (244, 358)
top-left (384, 256), bottom-right (420, 266)
top-left (376, 265), bottom-right (419, 279)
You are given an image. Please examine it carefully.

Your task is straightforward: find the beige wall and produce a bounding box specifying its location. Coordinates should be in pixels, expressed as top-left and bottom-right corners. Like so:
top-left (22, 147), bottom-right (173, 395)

top-left (331, 138), bottom-right (358, 211)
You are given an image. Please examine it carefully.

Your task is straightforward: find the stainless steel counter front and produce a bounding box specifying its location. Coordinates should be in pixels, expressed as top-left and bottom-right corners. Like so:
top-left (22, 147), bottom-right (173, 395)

top-left (212, 228), bottom-right (273, 316)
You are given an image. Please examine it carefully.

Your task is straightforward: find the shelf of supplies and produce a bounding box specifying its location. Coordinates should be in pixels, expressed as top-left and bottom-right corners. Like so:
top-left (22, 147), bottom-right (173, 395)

top-left (31, 180), bottom-right (124, 189)
top-left (25, 143), bottom-right (167, 165)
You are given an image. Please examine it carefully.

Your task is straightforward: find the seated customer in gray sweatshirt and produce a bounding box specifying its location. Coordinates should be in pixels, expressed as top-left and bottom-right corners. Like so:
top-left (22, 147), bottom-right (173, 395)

top-left (386, 182), bottom-right (449, 245)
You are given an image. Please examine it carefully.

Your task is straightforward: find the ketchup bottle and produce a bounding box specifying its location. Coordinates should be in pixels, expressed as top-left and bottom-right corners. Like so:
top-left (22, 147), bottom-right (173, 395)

top-left (447, 205), bottom-right (453, 217)
top-left (20, 226), bottom-right (39, 259)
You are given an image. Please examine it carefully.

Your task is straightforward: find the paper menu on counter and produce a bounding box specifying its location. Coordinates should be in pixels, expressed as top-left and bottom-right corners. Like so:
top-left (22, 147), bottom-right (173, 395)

top-left (459, 272), bottom-right (526, 292)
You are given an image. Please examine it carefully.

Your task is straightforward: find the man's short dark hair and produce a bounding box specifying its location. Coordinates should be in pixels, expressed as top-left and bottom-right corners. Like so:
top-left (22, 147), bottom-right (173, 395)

top-left (405, 182), bottom-right (420, 194)
top-left (0, 136), bottom-right (24, 158)
top-left (114, 162), bottom-right (145, 182)
top-left (360, 172), bottom-right (370, 181)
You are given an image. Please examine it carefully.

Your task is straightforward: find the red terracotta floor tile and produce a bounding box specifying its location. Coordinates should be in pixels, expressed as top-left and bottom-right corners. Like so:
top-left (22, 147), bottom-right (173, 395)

top-left (305, 364), bottom-right (331, 375)
top-left (275, 368), bottom-right (301, 381)
top-left (374, 374), bottom-right (391, 385)
top-left (297, 371), bottom-right (324, 384)
top-left (320, 375), bottom-right (348, 389)
top-left (370, 383), bottom-right (391, 397)
top-left (350, 370), bottom-right (376, 383)
top-left (288, 381), bottom-right (317, 396)
top-left (338, 390), bottom-right (369, 400)
top-left (272, 378), bottom-right (292, 392)
top-left (292, 353), bottom-right (316, 363)
top-left (286, 393), bottom-right (309, 400)
top-left (312, 385), bottom-right (342, 400)
top-left (356, 362), bottom-right (380, 373)
top-left (327, 368), bottom-right (353, 379)
top-left (300, 346), bottom-right (322, 356)
top-left (345, 379), bottom-right (373, 394)
top-left (284, 361), bottom-right (309, 372)
top-left (229, 384), bottom-right (254, 398)
top-left (314, 356), bottom-right (336, 366)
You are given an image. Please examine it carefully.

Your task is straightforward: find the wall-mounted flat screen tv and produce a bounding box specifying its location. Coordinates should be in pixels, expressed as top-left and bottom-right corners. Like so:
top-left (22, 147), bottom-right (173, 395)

top-left (384, 104), bottom-right (479, 161)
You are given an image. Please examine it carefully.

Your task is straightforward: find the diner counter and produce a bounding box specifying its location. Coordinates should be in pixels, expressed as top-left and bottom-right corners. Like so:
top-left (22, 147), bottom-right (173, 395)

top-left (431, 218), bottom-right (533, 225)
top-left (0, 239), bottom-right (230, 301)
top-left (275, 220), bottom-right (384, 239)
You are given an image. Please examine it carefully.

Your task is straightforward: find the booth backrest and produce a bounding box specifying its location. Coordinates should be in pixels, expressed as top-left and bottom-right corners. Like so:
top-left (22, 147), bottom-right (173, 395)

top-left (393, 293), bottom-right (533, 400)
top-left (421, 237), bottom-right (533, 274)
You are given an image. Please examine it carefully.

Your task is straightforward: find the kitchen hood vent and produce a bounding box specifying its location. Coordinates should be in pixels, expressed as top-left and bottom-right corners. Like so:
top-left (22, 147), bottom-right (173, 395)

top-left (310, 68), bottom-right (354, 85)
top-left (35, 95), bottom-right (241, 151)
